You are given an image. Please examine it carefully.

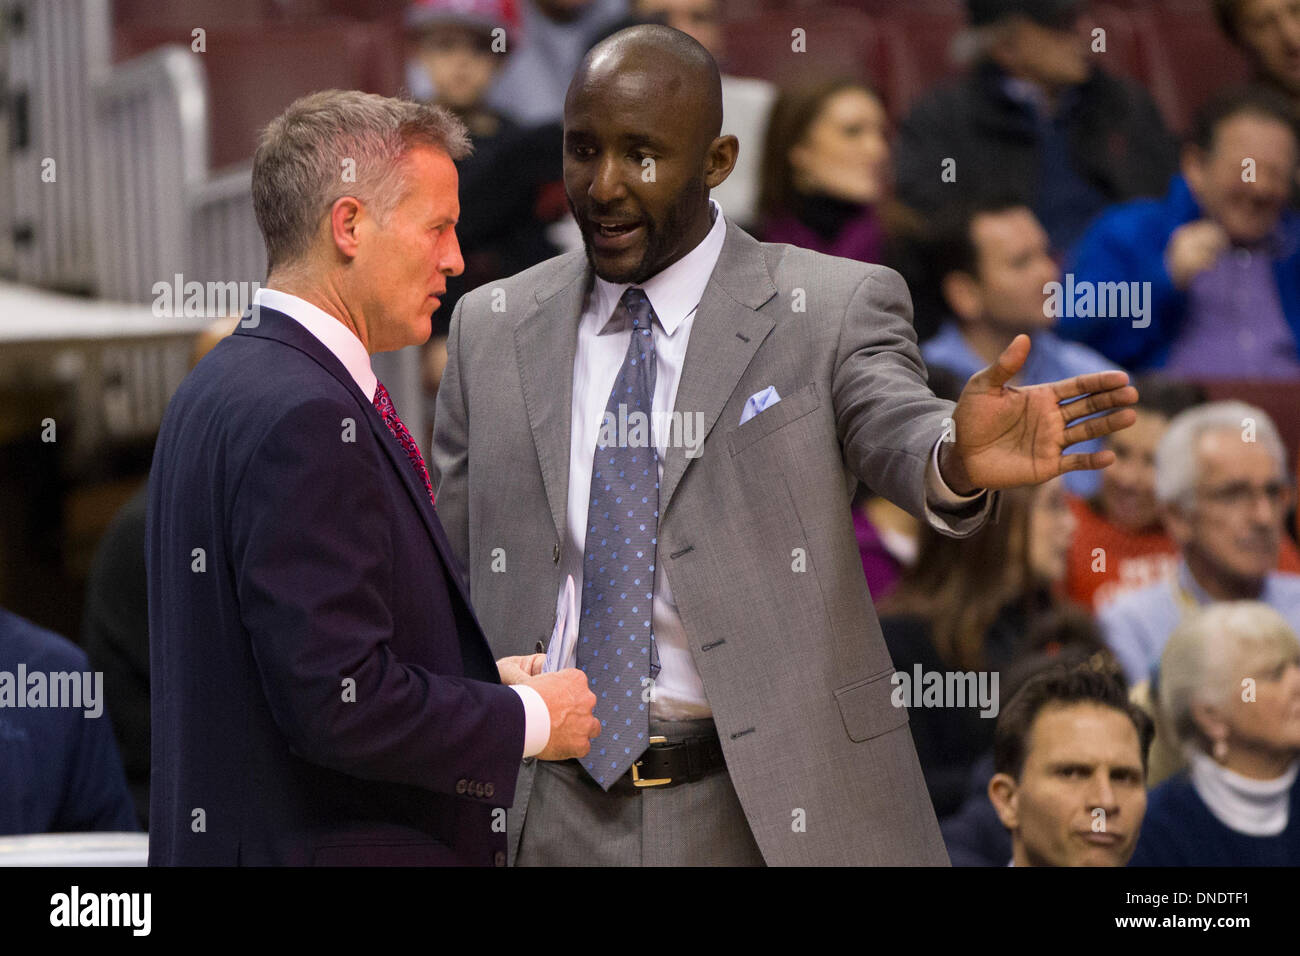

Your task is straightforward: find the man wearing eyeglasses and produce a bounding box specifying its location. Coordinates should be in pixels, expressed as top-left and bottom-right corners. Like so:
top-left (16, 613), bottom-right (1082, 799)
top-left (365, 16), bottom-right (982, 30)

top-left (1101, 400), bottom-right (1300, 685)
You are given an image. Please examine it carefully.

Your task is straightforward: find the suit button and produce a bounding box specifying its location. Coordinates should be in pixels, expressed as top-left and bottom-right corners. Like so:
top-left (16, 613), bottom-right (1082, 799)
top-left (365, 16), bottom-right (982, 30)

top-left (484, 782), bottom-right (495, 798)
top-left (552, 542), bottom-right (560, 563)
top-left (456, 778), bottom-right (468, 795)
top-left (494, 850), bottom-right (507, 867)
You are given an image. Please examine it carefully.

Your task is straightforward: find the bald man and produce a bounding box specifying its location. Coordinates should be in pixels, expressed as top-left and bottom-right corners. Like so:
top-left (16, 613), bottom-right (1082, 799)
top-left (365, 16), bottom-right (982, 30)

top-left (432, 25), bottom-right (1138, 865)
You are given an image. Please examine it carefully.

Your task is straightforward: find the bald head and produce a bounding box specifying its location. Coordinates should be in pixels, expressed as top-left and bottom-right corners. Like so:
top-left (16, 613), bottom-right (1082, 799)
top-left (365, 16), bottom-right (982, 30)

top-left (568, 24), bottom-right (723, 142)
top-left (562, 24), bottom-right (737, 284)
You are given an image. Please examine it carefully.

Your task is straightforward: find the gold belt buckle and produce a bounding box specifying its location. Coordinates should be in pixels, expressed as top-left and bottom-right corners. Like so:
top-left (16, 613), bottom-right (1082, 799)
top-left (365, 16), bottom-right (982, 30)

top-left (631, 736), bottom-right (671, 787)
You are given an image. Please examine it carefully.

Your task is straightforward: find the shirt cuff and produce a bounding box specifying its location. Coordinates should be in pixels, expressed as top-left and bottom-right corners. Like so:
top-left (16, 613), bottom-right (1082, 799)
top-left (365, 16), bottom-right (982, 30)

top-left (926, 437), bottom-right (986, 509)
top-left (510, 684), bottom-right (551, 759)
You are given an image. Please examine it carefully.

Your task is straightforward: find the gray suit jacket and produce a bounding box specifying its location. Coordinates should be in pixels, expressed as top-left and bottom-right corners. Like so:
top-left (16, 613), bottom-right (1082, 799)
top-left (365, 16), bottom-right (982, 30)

top-left (432, 220), bottom-right (992, 865)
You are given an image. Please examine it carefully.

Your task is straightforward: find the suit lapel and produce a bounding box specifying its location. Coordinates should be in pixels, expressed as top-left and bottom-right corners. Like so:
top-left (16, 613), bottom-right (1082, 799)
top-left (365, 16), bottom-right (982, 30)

top-left (234, 307), bottom-right (478, 614)
top-left (659, 222), bottom-right (777, 515)
top-left (514, 251), bottom-right (589, 542)
top-left (512, 224), bottom-right (778, 529)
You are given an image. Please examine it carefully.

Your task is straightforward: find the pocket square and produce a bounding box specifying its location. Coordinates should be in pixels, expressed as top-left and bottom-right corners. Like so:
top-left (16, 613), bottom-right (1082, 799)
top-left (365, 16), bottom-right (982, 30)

top-left (739, 386), bottom-right (781, 425)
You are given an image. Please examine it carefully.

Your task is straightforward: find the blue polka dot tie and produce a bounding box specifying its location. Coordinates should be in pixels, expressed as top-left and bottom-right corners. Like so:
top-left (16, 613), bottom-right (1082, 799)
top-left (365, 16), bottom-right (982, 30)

top-left (577, 287), bottom-right (661, 790)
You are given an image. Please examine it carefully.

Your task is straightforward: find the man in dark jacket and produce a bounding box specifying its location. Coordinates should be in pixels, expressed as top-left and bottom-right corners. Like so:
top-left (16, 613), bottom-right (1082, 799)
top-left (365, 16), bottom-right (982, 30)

top-left (896, 0), bottom-right (1178, 253)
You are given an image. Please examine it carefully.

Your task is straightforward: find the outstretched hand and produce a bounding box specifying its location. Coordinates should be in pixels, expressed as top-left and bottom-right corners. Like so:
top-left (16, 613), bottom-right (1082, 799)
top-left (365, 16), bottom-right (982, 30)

top-left (938, 334), bottom-right (1139, 493)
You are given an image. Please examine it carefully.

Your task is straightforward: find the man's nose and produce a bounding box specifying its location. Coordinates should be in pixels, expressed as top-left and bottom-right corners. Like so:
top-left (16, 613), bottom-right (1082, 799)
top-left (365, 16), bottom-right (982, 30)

top-left (439, 229), bottom-right (465, 277)
top-left (589, 156), bottom-right (627, 204)
top-left (1087, 772), bottom-right (1118, 813)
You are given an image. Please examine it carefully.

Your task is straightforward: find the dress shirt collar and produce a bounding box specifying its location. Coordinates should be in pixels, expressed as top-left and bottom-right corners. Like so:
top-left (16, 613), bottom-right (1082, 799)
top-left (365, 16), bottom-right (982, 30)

top-left (253, 287), bottom-right (378, 401)
top-left (590, 199), bottom-right (727, 337)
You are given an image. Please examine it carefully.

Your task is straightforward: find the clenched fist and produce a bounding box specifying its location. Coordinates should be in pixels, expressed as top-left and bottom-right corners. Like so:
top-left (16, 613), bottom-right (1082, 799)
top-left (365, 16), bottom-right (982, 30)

top-left (1164, 219), bottom-right (1229, 290)
top-left (524, 669), bottom-right (601, 761)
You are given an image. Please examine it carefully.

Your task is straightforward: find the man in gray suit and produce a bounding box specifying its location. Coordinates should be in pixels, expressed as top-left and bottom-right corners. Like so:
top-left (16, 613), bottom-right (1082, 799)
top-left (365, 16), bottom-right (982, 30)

top-left (431, 25), bottom-right (1138, 865)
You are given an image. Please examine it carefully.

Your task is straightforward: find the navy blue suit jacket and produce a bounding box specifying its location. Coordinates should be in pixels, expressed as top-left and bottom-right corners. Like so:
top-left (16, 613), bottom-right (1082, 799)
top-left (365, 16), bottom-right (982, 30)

top-left (147, 306), bottom-right (525, 866)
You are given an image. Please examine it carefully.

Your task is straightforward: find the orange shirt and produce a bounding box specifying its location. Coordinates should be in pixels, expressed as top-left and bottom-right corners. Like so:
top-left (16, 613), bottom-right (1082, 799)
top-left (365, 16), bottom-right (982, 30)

top-left (1065, 495), bottom-right (1300, 610)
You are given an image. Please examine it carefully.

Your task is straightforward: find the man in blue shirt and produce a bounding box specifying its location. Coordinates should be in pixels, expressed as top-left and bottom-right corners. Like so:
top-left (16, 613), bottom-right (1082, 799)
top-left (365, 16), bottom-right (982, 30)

top-left (923, 197), bottom-right (1120, 497)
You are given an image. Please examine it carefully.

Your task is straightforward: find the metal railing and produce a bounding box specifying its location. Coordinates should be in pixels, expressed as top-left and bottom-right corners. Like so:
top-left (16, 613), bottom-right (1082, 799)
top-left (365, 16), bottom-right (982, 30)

top-left (5, 0), bottom-right (111, 291)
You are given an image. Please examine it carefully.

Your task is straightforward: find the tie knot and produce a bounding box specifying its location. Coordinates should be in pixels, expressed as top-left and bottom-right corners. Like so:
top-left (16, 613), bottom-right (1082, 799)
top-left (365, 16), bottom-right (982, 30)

top-left (620, 287), bottom-right (653, 331)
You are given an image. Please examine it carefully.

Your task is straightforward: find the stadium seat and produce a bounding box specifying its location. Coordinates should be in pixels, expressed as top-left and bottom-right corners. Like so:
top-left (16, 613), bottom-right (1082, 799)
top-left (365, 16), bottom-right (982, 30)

top-left (114, 20), bottom-right (404, 170)
top-left (876, 7), bottom-right (968, 121)
top-left (721, 9), bottom-right (898, 114)
top-left (112, 0), bottom-right (271, 27)
top-left (1128, 6), bottom-right (1251, 134)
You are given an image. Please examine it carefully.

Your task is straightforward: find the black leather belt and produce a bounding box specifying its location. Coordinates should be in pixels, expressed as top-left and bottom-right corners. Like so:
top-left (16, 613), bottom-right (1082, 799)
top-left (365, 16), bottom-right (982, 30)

top-left (628, 732), bottom-right (726, 788)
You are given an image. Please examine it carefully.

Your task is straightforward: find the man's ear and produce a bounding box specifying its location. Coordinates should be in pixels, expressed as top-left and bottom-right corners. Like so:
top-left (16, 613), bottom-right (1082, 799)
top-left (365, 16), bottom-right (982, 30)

top-left (330, 195), bottom-right (365, 260)
top-left (988, 772), bottom-right (1020, 831)
top-left (942, 270), bottom-right (983, 322)
top-left (705, 134), bottom-right (739, 189)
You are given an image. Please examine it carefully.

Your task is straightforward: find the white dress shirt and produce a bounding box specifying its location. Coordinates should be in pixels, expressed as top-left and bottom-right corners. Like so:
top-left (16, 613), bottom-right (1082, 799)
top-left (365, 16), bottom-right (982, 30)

top-left (252, 287), bottom-right (550, 757)
top-left (561, 202), bottom-right (986, 720)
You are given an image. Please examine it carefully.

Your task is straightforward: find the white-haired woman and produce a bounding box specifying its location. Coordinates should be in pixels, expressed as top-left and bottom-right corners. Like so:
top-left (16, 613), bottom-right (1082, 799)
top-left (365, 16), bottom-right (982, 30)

top-left (1130, 601), bottom-right (1300, 865)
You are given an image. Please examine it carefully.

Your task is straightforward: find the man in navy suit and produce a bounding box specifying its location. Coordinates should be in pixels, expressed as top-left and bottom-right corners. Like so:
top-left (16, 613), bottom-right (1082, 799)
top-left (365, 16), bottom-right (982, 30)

top-left (147, 90), bottom-right (599, 866)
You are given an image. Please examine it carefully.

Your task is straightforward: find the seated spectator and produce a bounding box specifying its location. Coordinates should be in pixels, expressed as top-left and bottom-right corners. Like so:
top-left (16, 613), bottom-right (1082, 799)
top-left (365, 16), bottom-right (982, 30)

top-left (1101, 402), bottom-right (1300, 685)
top-left (1065, 378), bottom-right (1205, 611)
top-left (896, 0), bottom-right (1177, 254)
top-left (1130, 601), bottom-right (1300, 865)
top-left (1214, 0), bottom-right (1300, 127)
top-left (941, 645), bottom-right (1125, 864)
top-left (1061, 86), bottom-right (1300, 376)
top-left (630, 0), bottom-right (774, 230)
top-left (921, 197), bottom-right (1117, 498)
top-left (756, 79), bottom-right (894, 264)
top-left (881, 478), bottom-right (1084, 817)
top-left (485, 0), bottom-right (629, 127)
top-left (0, 608), bottom-right (137, 835)
top-left (988, 665), bottom-right (1154, 866)
top-left (405, 0), bottom-right (566, 398)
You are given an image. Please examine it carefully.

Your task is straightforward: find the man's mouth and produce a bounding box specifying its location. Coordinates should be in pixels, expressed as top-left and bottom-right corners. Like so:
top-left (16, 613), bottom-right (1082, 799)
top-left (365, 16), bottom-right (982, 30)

top-left (590, 218), bottom-right (645, 251)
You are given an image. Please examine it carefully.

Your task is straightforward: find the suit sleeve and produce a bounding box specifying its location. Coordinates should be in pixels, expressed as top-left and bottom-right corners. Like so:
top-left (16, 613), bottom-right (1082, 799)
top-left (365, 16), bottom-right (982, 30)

top-left (229, 395), bottom-right (525, 804)
top-left (430, 296), bottom-right (472, 572)
top-left (833, 266), bottom-right (992, 533)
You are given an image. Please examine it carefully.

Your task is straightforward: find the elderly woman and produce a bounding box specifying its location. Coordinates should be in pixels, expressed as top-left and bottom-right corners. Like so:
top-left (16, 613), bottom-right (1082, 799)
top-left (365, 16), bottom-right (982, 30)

top-left (1130, 602), bottom-right (1300, 865)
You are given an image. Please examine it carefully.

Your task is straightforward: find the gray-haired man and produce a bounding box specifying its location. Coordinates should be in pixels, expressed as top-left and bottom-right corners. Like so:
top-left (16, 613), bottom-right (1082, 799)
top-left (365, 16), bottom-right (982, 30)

top-left (1101, 400), bottom-right (1300, 685)
top-left (148, 90), bottom-right (597, 866)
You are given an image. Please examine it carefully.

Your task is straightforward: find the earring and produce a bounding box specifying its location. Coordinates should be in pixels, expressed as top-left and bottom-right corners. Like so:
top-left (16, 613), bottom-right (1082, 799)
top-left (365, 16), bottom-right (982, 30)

top-left (1213, 738), bottom-right (1229, 762)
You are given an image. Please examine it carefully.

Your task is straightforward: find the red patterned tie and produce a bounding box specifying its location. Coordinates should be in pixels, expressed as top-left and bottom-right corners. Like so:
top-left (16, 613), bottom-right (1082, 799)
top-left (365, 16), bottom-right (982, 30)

top-left (372, 380), bottom-right (435, 507)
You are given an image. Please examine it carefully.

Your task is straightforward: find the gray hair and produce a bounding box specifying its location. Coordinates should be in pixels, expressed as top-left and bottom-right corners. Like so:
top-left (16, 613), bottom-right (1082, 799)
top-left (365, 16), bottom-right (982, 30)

top-left (1159, 601), bottom-right (1300, 753)
top-left (1154, 400), bottom-right (1286, 509)
top-left (252, 89), bottom-right (471, 273)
